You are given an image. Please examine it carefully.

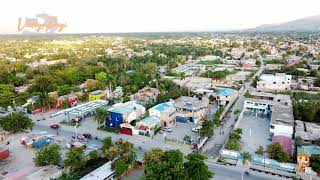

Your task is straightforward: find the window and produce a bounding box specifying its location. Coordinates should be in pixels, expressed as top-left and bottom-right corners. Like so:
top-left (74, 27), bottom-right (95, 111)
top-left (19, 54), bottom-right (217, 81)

top-left (270, 125), bottom-right (275, 129)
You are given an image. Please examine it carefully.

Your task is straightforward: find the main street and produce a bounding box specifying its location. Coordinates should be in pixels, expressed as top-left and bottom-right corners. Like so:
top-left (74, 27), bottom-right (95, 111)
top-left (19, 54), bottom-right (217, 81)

top-left (206, 161), bottom-right (287, 180)
top-left (202, 60), bottom-right (265, 159)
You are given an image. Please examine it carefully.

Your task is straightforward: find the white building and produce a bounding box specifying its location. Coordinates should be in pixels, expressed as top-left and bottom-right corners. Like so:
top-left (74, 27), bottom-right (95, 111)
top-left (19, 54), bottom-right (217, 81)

top-left (257, 73), bottom-right (292, 92)
top-left (243, 92), bottom-right (294, 138)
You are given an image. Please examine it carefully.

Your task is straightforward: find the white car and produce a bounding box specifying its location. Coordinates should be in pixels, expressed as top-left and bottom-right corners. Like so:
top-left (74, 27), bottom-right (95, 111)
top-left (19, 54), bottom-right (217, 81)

top-left (162, 127), bottom-right (173, 132)
top-left (192, 126), bottom-right (202, 133)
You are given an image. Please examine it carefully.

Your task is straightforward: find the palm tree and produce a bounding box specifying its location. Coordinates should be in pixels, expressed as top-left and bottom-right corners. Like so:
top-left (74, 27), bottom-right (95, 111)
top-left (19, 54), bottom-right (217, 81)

top-left (95, 108), bottom-right (109, 128)
top-left (242, 151), bottom-right (251, 165)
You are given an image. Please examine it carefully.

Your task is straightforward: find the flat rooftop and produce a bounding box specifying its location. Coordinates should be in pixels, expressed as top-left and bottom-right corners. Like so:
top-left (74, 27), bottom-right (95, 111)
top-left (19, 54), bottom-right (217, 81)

top-left (174, 96), bottom-right (209, 110)
top-left (295, 120), bottom-right (320, 141)
top-left (271, 103), bottom-right (294, 126)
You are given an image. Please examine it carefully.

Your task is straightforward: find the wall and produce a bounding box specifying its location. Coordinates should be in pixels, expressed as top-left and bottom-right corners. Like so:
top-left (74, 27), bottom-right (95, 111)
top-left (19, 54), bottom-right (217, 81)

top-left (270, 124), bottom-right (293, 138)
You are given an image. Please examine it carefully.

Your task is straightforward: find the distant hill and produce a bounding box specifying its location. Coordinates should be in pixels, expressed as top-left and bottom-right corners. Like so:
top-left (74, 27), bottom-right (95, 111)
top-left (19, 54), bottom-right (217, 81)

top-left (249, 15), bottom-right (320, 32)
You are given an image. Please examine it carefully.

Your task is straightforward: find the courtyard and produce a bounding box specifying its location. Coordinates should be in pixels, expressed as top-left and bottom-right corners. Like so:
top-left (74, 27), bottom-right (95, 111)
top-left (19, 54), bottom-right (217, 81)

top-left (237, 111), bottom-right (272, 154)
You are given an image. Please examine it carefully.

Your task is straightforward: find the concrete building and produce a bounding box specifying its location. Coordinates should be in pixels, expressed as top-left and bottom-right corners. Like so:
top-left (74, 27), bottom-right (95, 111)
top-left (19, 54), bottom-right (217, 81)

top-left (295, 120), bottom-right (320, 145)
top-left (89, 90), bottom-right (106, 101)
top-left (297, 146), bottom-right (320, 173)
top-left (173, 77), bottom-right (212, 91)
top-left (257, 73), bottom-right (292, 92)
top-left (174, 96), bottom-right (209, 124)
top-left (172, 60), bottom-right (205, 76)
top-left (243, 92), bottom-right (294, 138)
top-left (215, 88), bottom-right (237, 106)
top-left (265, 64), bottom-right (285, 70)
top-left (135, 116), bottom-right (161, 137)
top-left (134, 87), bottom-right (159, 105)
top-left (106, 101), bottom-right (146, 134)
top-left (148, 100), bottom-right (176, 127)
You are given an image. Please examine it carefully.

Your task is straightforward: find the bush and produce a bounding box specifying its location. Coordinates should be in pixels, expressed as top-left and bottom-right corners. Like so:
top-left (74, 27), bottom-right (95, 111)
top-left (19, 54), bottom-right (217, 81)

top-left (114, 159), bottom-right (129, 177)
top-left (34, 144), bottom-right (61, 166)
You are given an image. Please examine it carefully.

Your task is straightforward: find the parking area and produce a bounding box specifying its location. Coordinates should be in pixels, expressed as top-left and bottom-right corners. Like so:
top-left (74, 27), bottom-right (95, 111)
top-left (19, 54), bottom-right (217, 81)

top-left (157, 122), bottom-right (200, 143)
top-left (237, 111), bottom-right (272, 154)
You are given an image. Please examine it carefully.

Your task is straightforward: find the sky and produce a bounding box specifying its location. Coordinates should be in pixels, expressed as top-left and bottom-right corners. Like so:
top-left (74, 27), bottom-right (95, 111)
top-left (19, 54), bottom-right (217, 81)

top-left (1, 0), bottom-right (320, 34)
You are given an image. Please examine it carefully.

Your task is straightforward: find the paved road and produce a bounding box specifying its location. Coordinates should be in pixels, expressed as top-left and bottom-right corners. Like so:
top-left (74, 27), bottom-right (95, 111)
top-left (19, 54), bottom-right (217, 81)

top-left (202, 62), bottom-right (265, 159)
top-left (206, 161), bottom-right (286, 180)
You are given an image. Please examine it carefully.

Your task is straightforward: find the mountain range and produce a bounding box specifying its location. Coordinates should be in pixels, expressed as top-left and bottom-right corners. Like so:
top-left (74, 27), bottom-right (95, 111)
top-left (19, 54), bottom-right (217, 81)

top-left (249, 14), bottom-right (320, 32)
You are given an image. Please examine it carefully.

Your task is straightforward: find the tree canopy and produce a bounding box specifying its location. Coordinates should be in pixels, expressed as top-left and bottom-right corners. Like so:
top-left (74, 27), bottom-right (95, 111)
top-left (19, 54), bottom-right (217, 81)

top-left (0, 112), bottom-right (34, 133)
top-left (34, 144), bottom-right (61, 166)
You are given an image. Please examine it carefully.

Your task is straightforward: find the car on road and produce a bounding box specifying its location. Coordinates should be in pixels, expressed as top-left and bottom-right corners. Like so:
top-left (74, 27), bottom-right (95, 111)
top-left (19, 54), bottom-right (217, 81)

top-left (83, 133), bottom-right (92, 140)
top-left (162, 127), bottom-right (173, 132)
top-left (50, 124), bottom-right (60, 129)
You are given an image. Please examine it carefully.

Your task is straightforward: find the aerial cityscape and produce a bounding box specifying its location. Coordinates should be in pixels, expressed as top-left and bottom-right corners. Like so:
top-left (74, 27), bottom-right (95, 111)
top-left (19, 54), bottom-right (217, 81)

top-left (1, 0), bottom-right (320, 180)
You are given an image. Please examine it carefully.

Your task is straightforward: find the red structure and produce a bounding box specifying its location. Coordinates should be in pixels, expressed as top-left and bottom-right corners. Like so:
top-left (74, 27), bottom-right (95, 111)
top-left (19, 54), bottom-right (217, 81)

top-left (0, 147), bottom-right (9, 160)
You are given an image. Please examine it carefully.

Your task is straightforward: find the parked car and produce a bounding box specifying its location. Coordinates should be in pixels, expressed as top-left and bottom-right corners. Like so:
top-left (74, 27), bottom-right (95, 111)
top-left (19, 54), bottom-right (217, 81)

top-left (162, 127), bottom-right (173, 132)
top-left (50, 124), bottom-right (60, 129)
top-left (83, 133), bottom-right (92, 140)
top-left (192, 126), bottom-right (202, 133)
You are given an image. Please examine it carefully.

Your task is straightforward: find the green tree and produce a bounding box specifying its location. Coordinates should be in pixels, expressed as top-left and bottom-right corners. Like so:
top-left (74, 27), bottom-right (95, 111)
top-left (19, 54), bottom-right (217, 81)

top-left (144, 148), bottom-right (188, 180)
top-left (310, 69), bottom-right (318, 77)
top-left (226, 139), bottom-right (241, 151)
top-left (255, 146), bottom-right (264, 156)
top-left (34, 144), bottom-right (61, 166)
top-left (314, 78), bottom-right (320, 87)
top-left (122, 96), bottom-right (130, 103)
top-left (184, 153), bottom-right (214, 180)
top-left (61, 99), bottom-right (71, 109)
top-left (95, 108), bottom-right (109, 128)
top-left (178, 72), bottom-right (187, 80)
top-left (242, 151), bottom-right (251, 165)
top-left (200, 120), bottom-right (214, 138)
top-left (95, 72), bottom-right (107, 82)
top-left (31, 75), bottom-right (56, 93)
top-left (102, 136), bottom-right (113, 153)
top-left (310, 154), bottom-right (320, 174)
top-left (114, 159), bottom-right (129, 177)
top-left (64, 148), bottom-right (86, 173)
top-left (0, 84), bottom-right (15, 108)
top-left (89, 150), bottom-right (99, 160)
top-left (256, 60), bottom-right (262, 66)
top-left (57, 85), bottom-right (71, 96)
top-left (0, 112), bottom-right (34, 133)
top-left (267, 143), bottom-right (290, 162)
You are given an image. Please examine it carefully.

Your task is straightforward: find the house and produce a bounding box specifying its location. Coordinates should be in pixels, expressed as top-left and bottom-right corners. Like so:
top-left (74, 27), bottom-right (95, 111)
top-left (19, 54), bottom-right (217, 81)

top-left (291, 77), bottom-right (316, 91)
top-left (240, 59), bottom-right (256, 69)
top-left (265, 64), bottom-right (285, 70)
top-left (257, 73), bottom-right (292, 92)
top-left (106, 101), bottom-right (146, 135)
top-left (243, 92), bottom-right (294, 138)
top-left (172, 60), bottom-right (206, 76)
top-left (215, 88), bottom-right (237, 106)
top-left (287, 56), bottom-right (302, 66)
top-left (297, 146), bottom-right (320, 173)
top-left (226, 71), bottom-right (251, 82)
top-left (148, 100), bottom-right (176, 127)
top-left (89, 90), bottom-right (106, 101)
top-left (134, 87), bottom-right (159, 105)
top-left (135, 116), bottom-right (161, 137)
top-left (112, 86), bottom-right (123, 98)
top-left (173, 77), bottom-right (212, 91)
top-left (174, 96), bottom-right (209, 124)
top-left (295, 120), bottom-right (320, 145)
